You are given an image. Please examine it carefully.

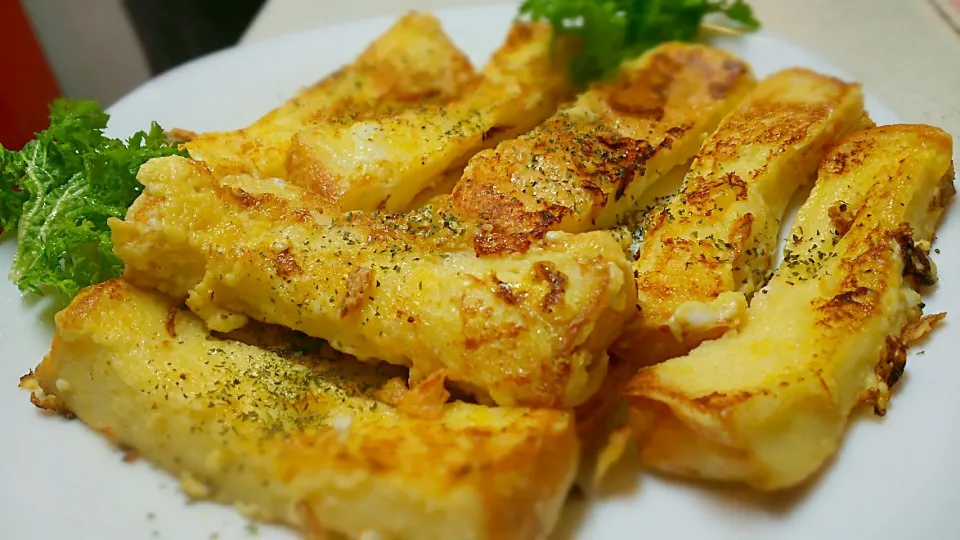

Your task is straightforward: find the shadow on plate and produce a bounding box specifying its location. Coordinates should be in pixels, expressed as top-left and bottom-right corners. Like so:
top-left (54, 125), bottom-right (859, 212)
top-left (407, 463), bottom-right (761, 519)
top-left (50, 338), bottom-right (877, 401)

top-left (551, 377), bottom-right (926, 535)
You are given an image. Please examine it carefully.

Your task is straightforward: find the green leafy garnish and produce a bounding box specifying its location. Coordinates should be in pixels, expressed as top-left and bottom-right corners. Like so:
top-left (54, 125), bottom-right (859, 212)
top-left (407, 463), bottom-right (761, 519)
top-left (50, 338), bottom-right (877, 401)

top-left (519, 0), bottom-right (761, 84)
top-left (0, 99), bottom-right (187, 304)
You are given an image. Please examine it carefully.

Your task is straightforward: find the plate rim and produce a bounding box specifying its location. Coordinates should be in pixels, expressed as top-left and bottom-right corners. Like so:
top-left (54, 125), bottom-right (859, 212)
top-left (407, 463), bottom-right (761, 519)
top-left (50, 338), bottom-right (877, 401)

top-left (9, 4), bottom-right (960, 540)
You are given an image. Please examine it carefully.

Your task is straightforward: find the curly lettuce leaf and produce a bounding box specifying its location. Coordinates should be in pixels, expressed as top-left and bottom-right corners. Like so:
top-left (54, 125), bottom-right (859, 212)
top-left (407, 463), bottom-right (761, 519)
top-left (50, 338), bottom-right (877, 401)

top-left (519, 0), bottom-right (761, 84)
top-left (0, 150), bottom-right (27, 234)
top-left (0, 99), bottom-right (187, 304)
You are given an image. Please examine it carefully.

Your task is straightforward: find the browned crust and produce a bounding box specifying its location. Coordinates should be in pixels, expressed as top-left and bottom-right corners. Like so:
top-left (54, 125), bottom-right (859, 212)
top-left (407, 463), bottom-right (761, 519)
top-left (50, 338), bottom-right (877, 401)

top-left (896, 226), bottom-right (936, 286)
top-left (868, 311), bottom-right (947, 416)
top-left (286, 19), bottom-right (572, 213)
top-left (702, 94), bottom-right (847, 167)
top-left (166, 128), bottom-right (198, 143)
top-left (286, 138), bottom-right (346, 203)
top-left (607, 50), bottom-right (748, 119)
top-left (451, 43), bottom-right (754, 250)
top-left (902, 312), bottom-right (946, 343)
top-left (877, 335), bottom-right (908, 390)
top-left (350, 13), bottom-right (478, 107)
top-left (164, 305), bottom-right (180, 338)
top-left (337, 266), bottom-right (375, 317)
top-left (280, 405), bottom-right (577, 539)
top-left (492, 275), bottom-right (529, 305)
top-left (682, 172), bottom-right (748, 215)
top-left (21, 369), bottom-right (75, 419)
top-left (618, 68), bottom-right (866, 365)
top-left (828, 201), bottom-right (854, 236)
top-left (395, 370), bottom-right (452, 420)
top-left (533, 261), bottom-right (569, 313)
top-left (931, 163), bottom-right (957, 211)
top-left (458, 124), bottom-right (657, 256)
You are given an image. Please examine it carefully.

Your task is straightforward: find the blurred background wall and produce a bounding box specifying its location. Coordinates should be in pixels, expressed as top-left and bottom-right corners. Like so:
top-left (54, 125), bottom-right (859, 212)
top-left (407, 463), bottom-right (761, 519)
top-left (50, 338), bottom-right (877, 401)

top-left (21, 0), bottom-right (152, 106)
top-left (2, 0), bottom-right (265, 149)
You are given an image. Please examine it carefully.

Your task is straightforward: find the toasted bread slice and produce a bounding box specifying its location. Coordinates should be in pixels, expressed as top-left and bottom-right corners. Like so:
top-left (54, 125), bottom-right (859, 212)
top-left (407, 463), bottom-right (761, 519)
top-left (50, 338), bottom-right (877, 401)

top-left (615, 68), bottom-right (867, 367)
top-left (184, 12), bottom-right (478, 178)
top-left (449, 43), bottom-right (754, 253)
top-left (27, 280), bottom-right (578, 540)
top-left (286, 22), bottom-right (573, 212)
top-left (110, 156), bottom-right (636, 408)
top-left (624, 125), bottom-right (954, 490)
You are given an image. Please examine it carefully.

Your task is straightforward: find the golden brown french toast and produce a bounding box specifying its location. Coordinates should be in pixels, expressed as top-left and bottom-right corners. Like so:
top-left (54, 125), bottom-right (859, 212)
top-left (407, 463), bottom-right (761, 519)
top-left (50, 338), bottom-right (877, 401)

top-left (624, 125), bottom-right (954, 490)
top-left (27, 279), bottom-right (578, 539)
top-left (109, 156), bottom-right (636, 408)
top-left (450, 42), bottom-right (755, 254)
top-left (286, 22), bottom-right (573, 213)
top-left (184, 12), bottom-right (478, 178)
top-left (615, 68), bottom-right (867, 367)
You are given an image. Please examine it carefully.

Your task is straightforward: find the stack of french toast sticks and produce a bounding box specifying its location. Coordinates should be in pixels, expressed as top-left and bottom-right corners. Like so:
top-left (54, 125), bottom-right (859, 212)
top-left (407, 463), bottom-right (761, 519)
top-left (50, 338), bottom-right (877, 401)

top-left (24, 12), bottom-right (954, 540)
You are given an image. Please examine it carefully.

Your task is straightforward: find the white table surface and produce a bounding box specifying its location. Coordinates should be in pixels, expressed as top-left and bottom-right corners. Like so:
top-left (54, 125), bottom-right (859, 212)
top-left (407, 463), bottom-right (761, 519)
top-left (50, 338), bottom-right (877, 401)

top-left (242, 0), bottom-right (960, 141)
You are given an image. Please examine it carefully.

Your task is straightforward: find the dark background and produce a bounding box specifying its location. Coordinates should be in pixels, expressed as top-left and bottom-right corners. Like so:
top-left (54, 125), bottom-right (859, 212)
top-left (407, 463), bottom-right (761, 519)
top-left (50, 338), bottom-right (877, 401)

top-left (124, 0), bottom-right (268, 75)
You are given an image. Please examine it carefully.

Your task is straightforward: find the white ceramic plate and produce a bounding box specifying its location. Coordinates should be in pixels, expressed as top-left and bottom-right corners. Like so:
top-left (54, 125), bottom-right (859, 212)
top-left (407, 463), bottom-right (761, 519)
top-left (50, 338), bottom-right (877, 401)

top-left (3, 3), bottom-right (959, 539)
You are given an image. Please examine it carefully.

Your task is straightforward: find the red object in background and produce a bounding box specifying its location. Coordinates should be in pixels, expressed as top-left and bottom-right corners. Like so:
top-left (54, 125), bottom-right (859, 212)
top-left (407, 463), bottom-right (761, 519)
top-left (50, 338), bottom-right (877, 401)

top-left (0, 0), bottom-right (61, 150)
